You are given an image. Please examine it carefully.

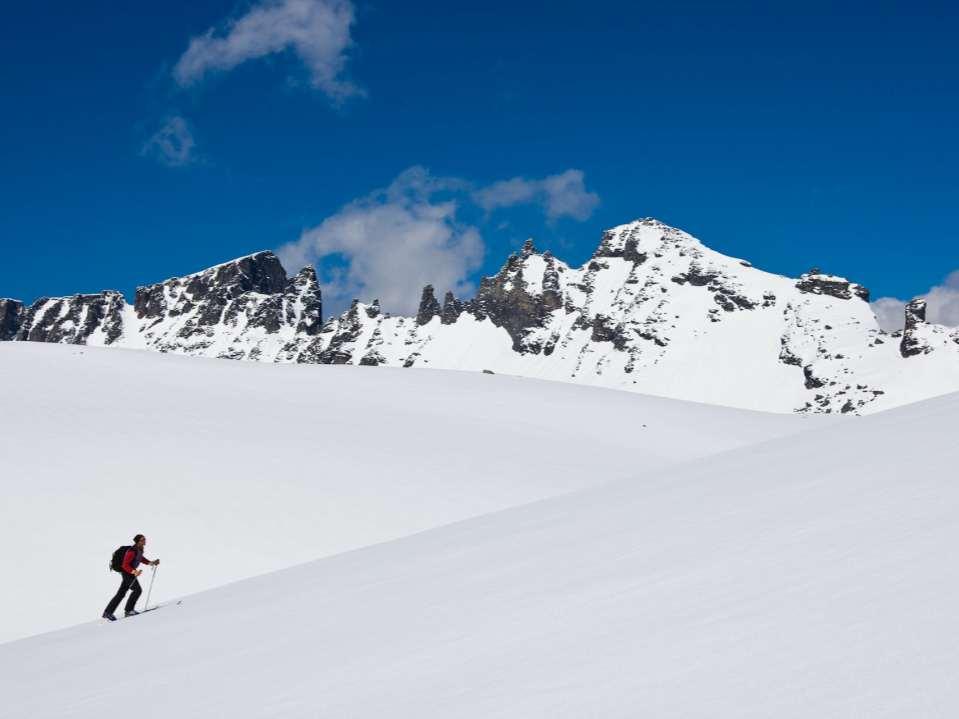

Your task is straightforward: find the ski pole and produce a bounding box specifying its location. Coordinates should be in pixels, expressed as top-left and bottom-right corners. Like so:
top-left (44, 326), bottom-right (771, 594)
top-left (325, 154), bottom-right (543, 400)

top-left (144, 564), bottom-right (158, 611)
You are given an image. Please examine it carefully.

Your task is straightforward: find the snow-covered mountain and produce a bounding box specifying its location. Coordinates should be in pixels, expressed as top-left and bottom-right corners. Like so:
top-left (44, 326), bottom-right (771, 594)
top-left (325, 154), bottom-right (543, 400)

top-left (4, 218), bottom-right (958, 413)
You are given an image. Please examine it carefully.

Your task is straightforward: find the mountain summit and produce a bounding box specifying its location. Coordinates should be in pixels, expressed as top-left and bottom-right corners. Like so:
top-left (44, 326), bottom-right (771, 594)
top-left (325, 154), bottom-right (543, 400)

top-left (3, 219), bottom-right (958, 413)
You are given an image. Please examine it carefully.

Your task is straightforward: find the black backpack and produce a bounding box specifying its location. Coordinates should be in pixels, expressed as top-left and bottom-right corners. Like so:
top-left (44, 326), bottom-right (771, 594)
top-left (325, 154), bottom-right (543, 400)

top-left (110, 546), bottom-right (132, 572)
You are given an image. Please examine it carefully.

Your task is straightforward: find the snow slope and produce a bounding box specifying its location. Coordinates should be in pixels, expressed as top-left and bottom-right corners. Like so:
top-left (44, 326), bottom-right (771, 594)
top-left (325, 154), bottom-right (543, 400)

top-left (0, 342), bottom-right (812, 643)
top-left (2, 387), bottom-right (957, 717)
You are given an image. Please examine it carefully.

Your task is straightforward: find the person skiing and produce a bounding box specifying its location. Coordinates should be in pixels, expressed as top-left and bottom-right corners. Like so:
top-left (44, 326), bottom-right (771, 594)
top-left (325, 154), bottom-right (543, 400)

top-left (102, 534), bottom-right (159, 621)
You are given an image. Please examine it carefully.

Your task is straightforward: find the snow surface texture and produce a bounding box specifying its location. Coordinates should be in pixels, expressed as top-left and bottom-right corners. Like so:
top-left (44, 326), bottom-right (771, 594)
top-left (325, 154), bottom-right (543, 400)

top-left (2, 370), bottom-right (957, 717)
top-left (0, 342), bottom-right (812, 643)
top-left (5, 219), bottom-right (959, 414)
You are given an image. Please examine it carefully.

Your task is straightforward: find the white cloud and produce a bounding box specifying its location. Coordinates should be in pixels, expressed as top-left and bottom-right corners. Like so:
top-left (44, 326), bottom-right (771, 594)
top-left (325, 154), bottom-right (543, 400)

top-left (277, 167), bottom-right (484, 315)
top-left (871, 297), bottom-right (908, 332)
top-left (140, 116), bottom-right (197, 167)
top-left (473, 169), bottom-right (600, 222)
top-left (871, 270), bottom-right (959, 331)
top-left (173, 0), bottom-right (360, 103)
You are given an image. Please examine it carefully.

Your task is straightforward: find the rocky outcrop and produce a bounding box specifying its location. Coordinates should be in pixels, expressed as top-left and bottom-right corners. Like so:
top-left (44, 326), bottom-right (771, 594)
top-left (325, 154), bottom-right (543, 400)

top-left (441, 292), bottom-right (463, 325)
top-left (900, 298), bottom-right (930, 358)
top-left (15, 292), bottom-right (126, 345)
top-left (133, 252), bottom-right (322, 359)
top-left (0, 299), bottom-right (23, 341)
top-left (464, 240), bottom-right (564, 352)
top-left (317, 300), bottom-right (366, 364)
top-left (135, 251), bottom-right (290, 325)
top-left (416, 286), bottom-right (441, 326)
top-left (795, 269), bottom-right (870, 302)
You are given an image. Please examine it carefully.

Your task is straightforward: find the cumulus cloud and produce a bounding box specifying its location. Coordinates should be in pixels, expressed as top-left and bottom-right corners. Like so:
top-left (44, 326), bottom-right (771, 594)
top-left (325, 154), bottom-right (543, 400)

top-left (173, 0), bottom-right (360, 103)
top-left (277, 167), bottom-right (484, 314)
top-left (140, 116), bottom-right (197, 167)
top-left (871, 270), bottom-right (959, 331)
top-left (473, 169), bottom-right (600, 222)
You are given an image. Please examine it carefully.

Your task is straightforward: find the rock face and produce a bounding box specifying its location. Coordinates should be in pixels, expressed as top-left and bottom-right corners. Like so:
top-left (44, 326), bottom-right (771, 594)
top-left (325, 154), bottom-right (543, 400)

top-left (132, 252), bottom-right (322, 361)
top-left (795, 270), bottom-right (870, 302)
top-left (16, 292), bottom-right (126, 345)
top-left (416, 286), bottom-right (441, 326)
top-left (900, 298), bottom-right (930, 358)
top-left (0, 299), bottom-right (23, 341)
top-left (3, 218), bottom-right (958, 415)
top-left (4, 252), bottom-right (322, 361)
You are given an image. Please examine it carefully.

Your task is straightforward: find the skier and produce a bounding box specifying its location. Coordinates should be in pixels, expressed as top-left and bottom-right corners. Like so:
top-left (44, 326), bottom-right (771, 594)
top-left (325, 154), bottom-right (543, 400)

top-left (102, 534), bottom-right (159, 621)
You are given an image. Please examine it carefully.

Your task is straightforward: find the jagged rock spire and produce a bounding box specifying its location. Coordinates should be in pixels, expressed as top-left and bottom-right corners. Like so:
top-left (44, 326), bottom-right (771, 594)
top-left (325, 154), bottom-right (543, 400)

top-left (441, 291), bottom-right (463, 325)
top-left (289, 266), bottom-right (323, 336)
top-left (416, 285), bottom-right (441, 326)
top-left (900, 298), bottom-right (929, 358)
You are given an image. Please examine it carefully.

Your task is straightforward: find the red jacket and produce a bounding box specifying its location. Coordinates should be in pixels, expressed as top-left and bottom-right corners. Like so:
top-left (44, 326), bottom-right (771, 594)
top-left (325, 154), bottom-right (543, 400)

top-left (121, 548), bottom-right (152, 575)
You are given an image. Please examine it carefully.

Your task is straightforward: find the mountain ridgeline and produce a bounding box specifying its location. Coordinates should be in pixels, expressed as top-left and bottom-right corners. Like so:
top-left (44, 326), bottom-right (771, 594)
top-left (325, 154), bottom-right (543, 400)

top-left (3, 219), bottom-right (958, 414)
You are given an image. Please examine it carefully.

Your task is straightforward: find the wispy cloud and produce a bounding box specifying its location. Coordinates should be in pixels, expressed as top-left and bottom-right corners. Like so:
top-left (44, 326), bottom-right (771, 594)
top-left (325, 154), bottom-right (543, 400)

top-left (474, 169), bottom-right (600, 222)
top-left (140, 116), bottom-right (198, 167)
top-left (277, 167), bottom-right (483, 315)
top-left (173, 0), bottom-right (361, 103)
top-left (277, 166), bottom-right (601, 314)
top-left (872, 270), bottom-right (959, 331)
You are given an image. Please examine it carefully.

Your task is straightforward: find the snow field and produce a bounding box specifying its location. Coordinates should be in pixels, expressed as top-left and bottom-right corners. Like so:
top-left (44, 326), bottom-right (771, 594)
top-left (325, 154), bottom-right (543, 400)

top-left (2, 382), bottom-right (957, 717)
top-left (0, 342), bottom-right (813, 643)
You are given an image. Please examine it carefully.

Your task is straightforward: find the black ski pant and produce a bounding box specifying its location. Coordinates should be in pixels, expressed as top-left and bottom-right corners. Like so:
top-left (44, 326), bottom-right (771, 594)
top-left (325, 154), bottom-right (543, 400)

top-left (104, 573), bottom-right (142, 615)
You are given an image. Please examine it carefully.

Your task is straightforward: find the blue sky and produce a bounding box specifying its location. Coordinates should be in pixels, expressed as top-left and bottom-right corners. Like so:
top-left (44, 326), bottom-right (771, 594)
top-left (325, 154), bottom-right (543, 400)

top-left (1, 1), bottom-right (957, 322)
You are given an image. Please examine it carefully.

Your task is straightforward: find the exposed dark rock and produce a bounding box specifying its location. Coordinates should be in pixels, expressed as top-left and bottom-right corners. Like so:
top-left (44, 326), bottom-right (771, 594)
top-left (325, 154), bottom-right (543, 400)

top-left (795, 270), bottom-right (870, 302)
top-left (0, 299), bottom-right (23, 341)
top-left (464, 250), bottom-right (564, 352)
top-left (591, 315), bottom-right (629, 350)
top-left (15, 292), bottom-right (126, 345)
top-left (317, 300), bottom-right (366, 364)
top-left (365, 300), bottom-right (381, 319)
top-left (416, 285), bottom-right (441, 326)
top-left (592, 229), bottom-right (647, 264)
top-left (359, 350), bottom-right (384, 366)
top-left (541, 255), bottom-right (563, 313)
top-left (135, 251), bottom-right (288, 324)
top-left (671, 264), bottom-right (719, 287)
top-left (779, 337), bottom-right (802, 366)
top-left (900, 298), bottom-right (931, 358)
top-left (803, 365), bottom-right (825, 389)
top-left (441, 292), bottom-right (463, 325)
top-left (289, 266), bottom-right (323, 334)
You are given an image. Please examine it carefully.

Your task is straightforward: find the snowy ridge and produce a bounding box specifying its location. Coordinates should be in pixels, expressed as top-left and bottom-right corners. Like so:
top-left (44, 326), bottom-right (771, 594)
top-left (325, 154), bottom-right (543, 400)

top-left (3, 219), bottom-right (959, 413)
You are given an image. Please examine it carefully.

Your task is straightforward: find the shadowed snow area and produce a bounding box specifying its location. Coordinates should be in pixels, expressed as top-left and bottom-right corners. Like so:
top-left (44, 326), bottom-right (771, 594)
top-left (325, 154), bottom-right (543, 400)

top-left (0, 342), bottom-right (813, 643)
top-left (2, 382), bottom-right (957, 716)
